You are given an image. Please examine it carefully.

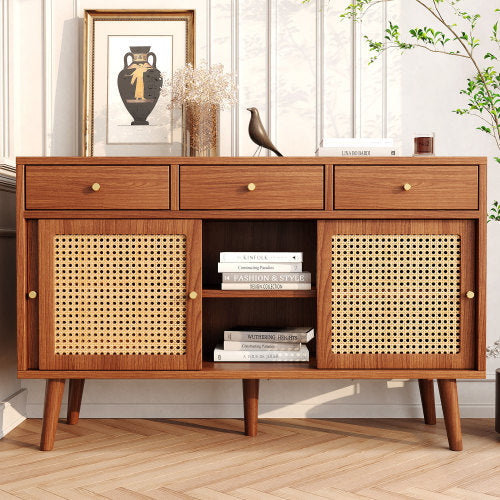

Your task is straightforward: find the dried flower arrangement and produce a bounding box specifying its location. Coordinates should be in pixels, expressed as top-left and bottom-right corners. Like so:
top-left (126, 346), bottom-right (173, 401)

top-left (162, 62), bottom-right (237, 155)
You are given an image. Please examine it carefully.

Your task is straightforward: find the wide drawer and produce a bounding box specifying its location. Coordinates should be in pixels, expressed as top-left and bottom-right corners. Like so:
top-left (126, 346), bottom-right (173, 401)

top-left (25, 165), bottom-right (170, 210)
top-left (180, 165), bottom-right (324, 210)
top-left (335, 165), bottom-right (478, 209)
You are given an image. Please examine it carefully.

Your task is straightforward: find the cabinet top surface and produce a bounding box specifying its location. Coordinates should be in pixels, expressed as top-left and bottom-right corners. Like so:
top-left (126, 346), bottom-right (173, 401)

top-left (17, 156), bottom-right (487, 166)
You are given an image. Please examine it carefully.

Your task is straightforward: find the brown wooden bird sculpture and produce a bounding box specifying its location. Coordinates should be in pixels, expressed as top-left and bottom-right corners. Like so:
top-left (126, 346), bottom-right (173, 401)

top-left (247, 107), bottom-right (283, 156)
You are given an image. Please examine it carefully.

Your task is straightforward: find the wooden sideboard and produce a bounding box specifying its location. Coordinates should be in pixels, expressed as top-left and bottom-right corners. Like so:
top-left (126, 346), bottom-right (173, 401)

top-left (16, 156), bottom-right (487, 451)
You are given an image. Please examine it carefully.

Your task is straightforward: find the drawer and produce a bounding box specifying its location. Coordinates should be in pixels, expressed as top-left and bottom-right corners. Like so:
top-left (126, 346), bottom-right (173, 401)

top-left (335, 165), bottom-right (478, 209)
top-left (25, 165), bottom-right (170, 210)
top-left (180, 165), bottom-right (324, 210)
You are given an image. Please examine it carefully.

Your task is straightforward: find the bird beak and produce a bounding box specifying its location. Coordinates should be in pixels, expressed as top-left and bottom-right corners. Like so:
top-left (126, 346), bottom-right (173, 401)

top-left (246, 108), bottom-right (252, 111)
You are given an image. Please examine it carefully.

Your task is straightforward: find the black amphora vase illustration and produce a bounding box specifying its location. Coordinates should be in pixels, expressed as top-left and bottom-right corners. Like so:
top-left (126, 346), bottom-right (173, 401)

top-left (117, 46), bottom-right (162, 125)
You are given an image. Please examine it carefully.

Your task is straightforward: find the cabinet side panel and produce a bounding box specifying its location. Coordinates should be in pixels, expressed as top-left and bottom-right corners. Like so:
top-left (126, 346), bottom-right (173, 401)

top-left (16, 164), bottom-right (27, 371)
top-left (476, 161), bottom-right (486, 371)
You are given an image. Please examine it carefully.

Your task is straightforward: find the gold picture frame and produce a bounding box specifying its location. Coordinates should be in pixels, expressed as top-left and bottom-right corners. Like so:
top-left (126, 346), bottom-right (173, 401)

top-left (82, 10), bottom-right (195, 156)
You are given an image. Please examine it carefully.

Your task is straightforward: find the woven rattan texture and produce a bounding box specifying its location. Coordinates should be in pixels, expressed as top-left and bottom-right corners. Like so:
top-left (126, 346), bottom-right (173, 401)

top-left (54, 234), bottom-right (187, 355)
top-left (331, 235), bottom-right (461, 354)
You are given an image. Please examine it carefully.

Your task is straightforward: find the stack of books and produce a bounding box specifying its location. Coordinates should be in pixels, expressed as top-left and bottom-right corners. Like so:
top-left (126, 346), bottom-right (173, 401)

top-left (316, 138), bottom-right (399, 157)
top-left (214, 327), bottom-right (314, 362)
top-left (218, 251), bottom-right (311, 290)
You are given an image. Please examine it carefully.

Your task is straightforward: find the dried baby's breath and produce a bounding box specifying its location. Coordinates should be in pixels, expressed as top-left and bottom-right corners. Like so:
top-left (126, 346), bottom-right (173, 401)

top-left (161, 61), bottom-right (237, 109)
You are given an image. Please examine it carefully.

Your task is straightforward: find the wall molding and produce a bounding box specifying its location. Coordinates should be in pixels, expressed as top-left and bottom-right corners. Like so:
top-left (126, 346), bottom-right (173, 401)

top-left (1, 0), bottom-right (13, 163)
top-left (266, 0), bottom-right (278, 156)
top-left (352, 12), bottom-right (361, 137)
top-left (381, 0), bottom-right (388, 137)
top-left (206, 0), bottom-right (212, 66)
top-left (0, 228), bottom-right (16, 237)
top-left (0, 158), bottom-right (15, 192)
top-left (230, 0), bottom-right (239, 156)
top-left (43, 0), bottom-right (53, 156)
top-left (315, 0), bottom-right (324, 149)
top-left (74, 0), bottom-right (80, 155)
top-left (1, 389), bottom-right (27, 439)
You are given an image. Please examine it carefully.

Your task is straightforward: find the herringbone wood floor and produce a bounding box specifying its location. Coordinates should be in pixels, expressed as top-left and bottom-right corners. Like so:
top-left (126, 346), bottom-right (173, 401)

top-left (0, 418), bottom-right (498, 499)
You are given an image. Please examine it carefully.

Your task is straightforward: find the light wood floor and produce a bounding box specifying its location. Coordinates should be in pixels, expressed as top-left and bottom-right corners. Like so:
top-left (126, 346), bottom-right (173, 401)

top-left (0, 418), bottom-right (498, 499)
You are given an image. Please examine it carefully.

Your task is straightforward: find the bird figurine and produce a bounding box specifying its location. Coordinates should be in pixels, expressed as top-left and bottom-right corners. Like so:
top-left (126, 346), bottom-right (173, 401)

top-left (247, 107), bottom-right (283, 156)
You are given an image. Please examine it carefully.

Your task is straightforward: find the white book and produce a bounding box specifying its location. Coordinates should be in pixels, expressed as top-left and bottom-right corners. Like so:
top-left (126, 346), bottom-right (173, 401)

top-left (321, 137), bottom-right (394, 147)
top-left (224, 327), bottom-right (314, 343)
top-left (221, 282), bottom-right (311, 291)
top-left (219, 252), bottom-right (303, 263)
top-left (222, 272), bottom-right (311, 283)
top-left (218, 262), bottom-right (303, 272)
top-left (316, 146), bottom-right (399, 157)
top-left (223, 340), bottom-right (301, 351)
top-left (214, 344), bottom-right (309, 362)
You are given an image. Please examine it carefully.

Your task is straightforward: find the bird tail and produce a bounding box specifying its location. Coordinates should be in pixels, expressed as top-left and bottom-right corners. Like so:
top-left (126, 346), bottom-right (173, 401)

top-left (275, 150), bottom-right (283, 157)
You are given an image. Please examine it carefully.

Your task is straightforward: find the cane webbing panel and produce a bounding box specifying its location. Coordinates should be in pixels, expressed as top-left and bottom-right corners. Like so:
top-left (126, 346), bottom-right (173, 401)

top-left (53, 234), bottom-right (187, 355)
top-left (331, 235), bottom-right (461, 354)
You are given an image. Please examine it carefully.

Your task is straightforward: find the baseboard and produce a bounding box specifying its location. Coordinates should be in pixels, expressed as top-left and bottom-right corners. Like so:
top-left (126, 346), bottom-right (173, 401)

top-left (26, 402), bottom-right (495, 419)
top-left (0, 389), bottom-right (27, 438)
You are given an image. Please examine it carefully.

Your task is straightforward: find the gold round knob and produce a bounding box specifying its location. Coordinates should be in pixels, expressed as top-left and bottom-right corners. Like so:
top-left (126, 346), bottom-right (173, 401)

top-left (189, 291), bottom-right (198, 300)
top-left (247, 183), bottom-right (256, 191)
top-left (403, 183), bottom-right (412, 191)
top-left (466, 290), bottom-right (475, 299)
top-left (91, 183), bottom-right (101, 192)
top-left (28, 291), bottom-right (37, 299)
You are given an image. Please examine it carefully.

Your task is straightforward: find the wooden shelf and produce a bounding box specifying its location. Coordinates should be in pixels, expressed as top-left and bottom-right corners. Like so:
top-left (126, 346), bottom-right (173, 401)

top-left (202, 287), bottom-right (316, 298)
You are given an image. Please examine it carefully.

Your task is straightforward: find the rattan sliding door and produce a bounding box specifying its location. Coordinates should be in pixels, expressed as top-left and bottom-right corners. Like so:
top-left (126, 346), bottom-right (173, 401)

top-left (317, 220), bottom-right (476, 370)
top-left (38, 219), bottom-right (202, 370)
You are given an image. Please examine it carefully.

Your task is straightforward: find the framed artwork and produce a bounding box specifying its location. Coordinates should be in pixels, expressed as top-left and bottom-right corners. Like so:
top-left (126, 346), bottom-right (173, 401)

top-left (82, 10), bottom-right (195, 156)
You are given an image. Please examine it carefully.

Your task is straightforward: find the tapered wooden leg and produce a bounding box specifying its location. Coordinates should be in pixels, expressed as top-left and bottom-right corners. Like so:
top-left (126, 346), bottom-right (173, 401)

top-left (243, 379), bottom-right (259, 437)
top-left (67, 379), bottom-right (85, 425)
top-left (437, 379), bottom-right (463, 451)
top-left (40, 379), bottom-right (65, 451)
top-left (418, 379), bottom-right (436, 425)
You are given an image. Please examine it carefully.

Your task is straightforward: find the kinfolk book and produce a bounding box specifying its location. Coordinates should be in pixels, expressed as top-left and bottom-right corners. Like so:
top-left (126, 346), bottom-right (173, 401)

top-left (224, 327), bottom-right (314, 343)
top-left (214, 344), bottom-right (309, 362)
top-left (219, 252), bottom-right (303, 263)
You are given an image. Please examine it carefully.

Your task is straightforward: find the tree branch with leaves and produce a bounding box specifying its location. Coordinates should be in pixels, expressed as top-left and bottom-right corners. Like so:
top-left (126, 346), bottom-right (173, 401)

top-left (340, 0), bottom-right (500, 156)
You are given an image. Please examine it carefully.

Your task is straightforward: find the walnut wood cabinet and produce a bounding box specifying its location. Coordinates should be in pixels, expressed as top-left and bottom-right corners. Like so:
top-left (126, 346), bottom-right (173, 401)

top-left (16, 157), bottom-right (487, 452)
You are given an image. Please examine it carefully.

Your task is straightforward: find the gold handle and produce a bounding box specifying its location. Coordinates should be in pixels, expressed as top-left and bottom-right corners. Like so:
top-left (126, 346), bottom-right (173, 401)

top-left (466, 290), bottom-right (475, 299)
top-left (28, 291), bottom-right (37, 299)
top-left (403, 183), bottom-right (412, 191)
top-left (247, 183), bottom-right (256, 191)
top-left (91, 182), bottom-right (101, 192)
top-left (189, 291), bottom-right (198, 300)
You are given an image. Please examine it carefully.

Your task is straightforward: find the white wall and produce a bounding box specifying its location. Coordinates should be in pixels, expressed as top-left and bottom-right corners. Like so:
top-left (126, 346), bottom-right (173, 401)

top-left (0, 0), bottom-right (25, 437)
top-left (3, 0), bottom-right (499, 420)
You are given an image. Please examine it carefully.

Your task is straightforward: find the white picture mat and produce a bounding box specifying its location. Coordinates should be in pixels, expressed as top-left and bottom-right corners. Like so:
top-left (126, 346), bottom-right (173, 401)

top-left (107, 35), bottom-right (173, 145)
top-left (92, 19), bottom-right (187, 156)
